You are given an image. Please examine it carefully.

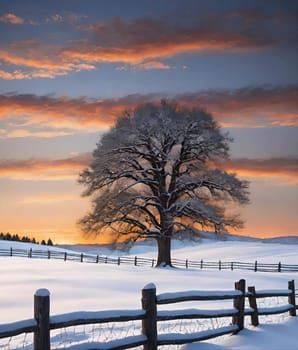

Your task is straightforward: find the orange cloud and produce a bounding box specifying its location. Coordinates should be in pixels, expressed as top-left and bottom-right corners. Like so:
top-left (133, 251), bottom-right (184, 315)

top-left (0, 43), bottom-right (96, 80)
top-left (0, 93), bottom-right (119, 130)
top-left (0, 86), bottom-right (297, 135)
top-left (0, 129), bottom-right (72, 138)
top-left (0, 154), bottom-right (296, 183)
top-left (224, 158), bottom-right (298, 183)
top-left (0, 154), bottom-right (91, 180)
top-left (0, 9), bottom-right (295, 79)
top-left (42, 11), bottom-right (297, 70)
top-left (177, 86), bottom-right (298, 127)
top-left (62, 40), bottom-right (241, 67)
top-left (0, 13), bottom-right (25, 24)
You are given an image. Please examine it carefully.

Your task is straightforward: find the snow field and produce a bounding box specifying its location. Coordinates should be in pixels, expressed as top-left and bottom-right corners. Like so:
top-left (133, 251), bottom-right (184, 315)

top-left (0, 238), bottom-right (297, 349)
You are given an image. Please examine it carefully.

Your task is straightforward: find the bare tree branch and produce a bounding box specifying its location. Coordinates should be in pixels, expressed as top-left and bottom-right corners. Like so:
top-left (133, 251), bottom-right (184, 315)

top-left (78, 100), bottom-right (250, 266)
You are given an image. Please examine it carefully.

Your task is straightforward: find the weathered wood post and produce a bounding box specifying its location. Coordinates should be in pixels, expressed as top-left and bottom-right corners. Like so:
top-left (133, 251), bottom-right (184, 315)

top-left (288, 280), bottom-right (297, 316)
top-left (254, 261), bottom-right (258, 272)
top-left (142, 283), bottom-right (157, 350)
top-left (34, 289), bottom-right (50, 350)
top-left (248, 286), bottom-right (259, 326)
top-left (232, 279), bottom-right (245, 332)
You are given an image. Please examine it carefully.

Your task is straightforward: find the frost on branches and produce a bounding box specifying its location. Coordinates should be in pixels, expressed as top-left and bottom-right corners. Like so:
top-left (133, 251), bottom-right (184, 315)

top-left (78, 100), bottom-right (249, 266)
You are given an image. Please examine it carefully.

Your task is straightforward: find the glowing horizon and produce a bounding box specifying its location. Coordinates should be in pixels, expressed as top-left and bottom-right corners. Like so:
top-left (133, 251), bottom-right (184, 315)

top-left (0, 1), bottom-right (297, 244)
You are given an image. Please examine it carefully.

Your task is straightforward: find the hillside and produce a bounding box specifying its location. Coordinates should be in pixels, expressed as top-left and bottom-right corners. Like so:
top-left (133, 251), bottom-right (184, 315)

top-left (0, 237), bottom-right (297, 349)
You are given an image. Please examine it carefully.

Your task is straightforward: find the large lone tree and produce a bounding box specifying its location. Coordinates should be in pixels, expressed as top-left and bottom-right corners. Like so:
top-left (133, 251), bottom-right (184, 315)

top-left (79, 101), bottom-right (249, 266)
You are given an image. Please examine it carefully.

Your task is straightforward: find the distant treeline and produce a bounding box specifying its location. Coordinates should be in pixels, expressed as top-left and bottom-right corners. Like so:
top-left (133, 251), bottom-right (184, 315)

top-left (0, 232), bottom-right (53, 246)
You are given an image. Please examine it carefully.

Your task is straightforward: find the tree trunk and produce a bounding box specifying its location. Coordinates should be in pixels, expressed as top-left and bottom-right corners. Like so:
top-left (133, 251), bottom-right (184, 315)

top-left (156, 236), bottom-right (172, 267)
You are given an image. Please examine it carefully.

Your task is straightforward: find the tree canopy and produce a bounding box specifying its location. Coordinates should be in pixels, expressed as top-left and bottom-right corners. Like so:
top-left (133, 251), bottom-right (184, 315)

top-left (79, 100), bottom-right (249, 266)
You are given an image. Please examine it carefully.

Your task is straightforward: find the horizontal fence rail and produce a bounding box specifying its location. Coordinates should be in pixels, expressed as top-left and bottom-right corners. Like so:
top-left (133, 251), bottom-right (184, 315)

top-left (1, 247), bottom-right (298, 272)
top-left (0, 279), bottom-right (297, 350)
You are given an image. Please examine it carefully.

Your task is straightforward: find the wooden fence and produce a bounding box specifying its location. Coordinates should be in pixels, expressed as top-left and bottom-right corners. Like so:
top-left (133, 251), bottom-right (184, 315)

top-left (1, 247), bottom-right (298, 272)
top-left (0, 279), bottom-right (296, 350)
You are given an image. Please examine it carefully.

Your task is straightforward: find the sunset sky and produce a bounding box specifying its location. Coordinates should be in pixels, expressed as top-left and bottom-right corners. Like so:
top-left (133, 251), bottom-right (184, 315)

top-left (0, 0), bottom-right (297, 244)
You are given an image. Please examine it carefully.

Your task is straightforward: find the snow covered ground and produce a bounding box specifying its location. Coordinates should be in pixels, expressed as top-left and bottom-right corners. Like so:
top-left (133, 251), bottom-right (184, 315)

top-left (0, 237), bottom-right (297, 349)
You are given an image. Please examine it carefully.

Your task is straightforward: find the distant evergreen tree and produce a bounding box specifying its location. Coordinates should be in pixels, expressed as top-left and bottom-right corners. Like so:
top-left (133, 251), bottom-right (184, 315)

top-left (41, 239), bottom-right (46, 245)
top-left (0, 231), bottom-right (50, 245)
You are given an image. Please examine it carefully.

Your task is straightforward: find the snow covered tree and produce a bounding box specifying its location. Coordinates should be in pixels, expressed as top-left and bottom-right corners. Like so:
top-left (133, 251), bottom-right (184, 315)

top-left (79, 101), bottom-right (249, 266)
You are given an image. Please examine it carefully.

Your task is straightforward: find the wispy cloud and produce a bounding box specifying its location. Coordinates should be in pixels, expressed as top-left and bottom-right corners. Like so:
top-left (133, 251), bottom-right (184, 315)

top-left (177, 86), bottom-right (298, 127)
top-left (0, 129), bottom-right (72, 139)
top-left (136, 61), bottom-right (174, 70)
top-left (46, 12), bottom-right (88, 25)
top-left (0, 86), bottom-right (297, 136)
top-left (47, 14), bottom-right (63, 23)
top-left (225, 158), bottom-right (298, 182)
top-left (61, 14), bottom-right (276, 68)
top-left (0, 41), bottom-right (96, 80)
top-left (0, 154), bottom-right (296, 183)
top-left (0, 13), bottom-right (25, 24)
top-left (0, 8), bottom-right (296, 79)
top-left (0, 154), bottom-right (92, 180)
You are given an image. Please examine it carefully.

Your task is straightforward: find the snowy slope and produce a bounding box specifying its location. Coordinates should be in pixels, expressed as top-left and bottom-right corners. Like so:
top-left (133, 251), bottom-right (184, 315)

top-left (0, 238), bottom-right (297, 350)
top-left (59, 236), bottom-right (298, 264)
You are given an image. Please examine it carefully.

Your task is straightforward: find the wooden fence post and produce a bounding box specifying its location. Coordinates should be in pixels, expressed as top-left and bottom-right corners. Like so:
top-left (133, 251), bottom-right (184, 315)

top-left (288, 280), bottom-right (296, 316)
top-left (142, 283), bottom-right (157, 350)
top-left (233, 279), bottom-right (245, 332)
top-left (134, 256), bottom-right (138, 266)
top-left (254, 261), bottom-right (258, 272)
top-left (34, 289), bottom-right (50, 350)
top-left (248, 286), bottom-right (259, 326)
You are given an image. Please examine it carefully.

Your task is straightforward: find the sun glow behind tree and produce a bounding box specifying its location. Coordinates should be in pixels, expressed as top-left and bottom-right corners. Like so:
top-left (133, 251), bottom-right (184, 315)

top-left (79, 101), bottom-right (249, 266)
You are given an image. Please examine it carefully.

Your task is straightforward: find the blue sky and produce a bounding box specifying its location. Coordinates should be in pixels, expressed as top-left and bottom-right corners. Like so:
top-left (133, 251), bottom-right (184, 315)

top-left (0, 0), bottom-right (297, 243)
